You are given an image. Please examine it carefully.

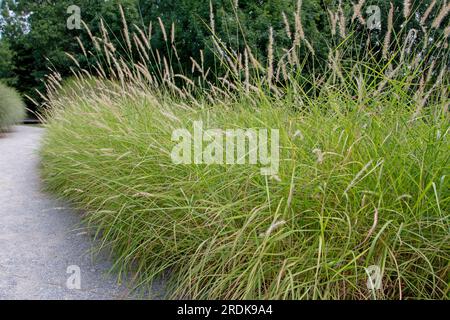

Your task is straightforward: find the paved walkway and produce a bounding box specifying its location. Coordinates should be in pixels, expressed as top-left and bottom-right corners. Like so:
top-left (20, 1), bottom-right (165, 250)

top-left (0, 126), bottom-right (154, 299)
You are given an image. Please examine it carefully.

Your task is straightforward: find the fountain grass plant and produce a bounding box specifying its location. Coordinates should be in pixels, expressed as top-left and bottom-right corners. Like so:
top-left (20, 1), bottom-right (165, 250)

top-left (39, 2), bottom-right (449, 299)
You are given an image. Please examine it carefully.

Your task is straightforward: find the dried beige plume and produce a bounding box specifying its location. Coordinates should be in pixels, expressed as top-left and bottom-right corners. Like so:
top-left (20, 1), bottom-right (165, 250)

top-left (281, 61), bottom-right (288, 82)
top-left (133, 192), bottom-right (153, 198)
top-left (294, 0), bottom-right (305, 45)
top-left (190, 57), bottom-right (201, 74)
top-left (99, 19), bottom-right (109, 42)
top-left (328, 9), bottom-right (339, 36)
top-left (244, 48), bottom-right (250, 93)
top-left (338, 1), bottom-right (346, 38)
top-left (292, 1), bottom-right (314, 54)
top-left (355, 207), bottom-right (379, 248)
top-left (133, 25), bottom-right (149, 50)
top-left (209, 0), bottom-right (215, 34)
top-left (425, 59), bottom-right (436, 85)
top-left (305, 39), bottom-right (315, 55)
top-left (421, 0), bottom-right (436, 25)
top-left (76, 36), bottom-right (87, 58)
top-left (148, 22), bottom-right (153, 41)
top-left (275, 59), bottom-right (282, 82)
top-left (157, 17), bottom-right (167, 42)
top-left (267, 26), bottom-right (274, 86)
top-left (432, 3), bottom-right (450, 29)
top-left (412, 75), bottom-right (426, 119)
top-left (119, 5), bottom-right (132, 53)
top-left (246, 45), bottom-right (262, 70)
top-left (282, 11), bottom-right (292, 40)
top-left (82, 21), bottom-right (99, 51)
top-left (445, 24), bottom-right (450, 38)
top-left (383, 3), bottom-right (394, 59)
top-left (133, 33), bottom-right (149, 61)
top-left (404, 28), bottom-right (418, 54)
top-left (352, 0), bottom-right (366, 25)
top-left (404, 0), bottom-right (411, 19)
top-left (170, 22), bottom-right (175, 44)
top-left (260, 220), bottom-right (286, 237)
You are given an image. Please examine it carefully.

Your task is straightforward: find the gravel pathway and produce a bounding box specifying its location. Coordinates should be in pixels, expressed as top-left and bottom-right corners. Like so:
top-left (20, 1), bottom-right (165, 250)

top-left (0, 126), bottom-right (161, 300)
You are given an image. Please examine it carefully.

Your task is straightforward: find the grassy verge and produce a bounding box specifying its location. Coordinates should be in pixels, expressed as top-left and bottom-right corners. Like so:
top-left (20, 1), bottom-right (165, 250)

top-left (39, 3), bottom-right (449, 299)
top-left (40, 77), bottom-right (449, 299)
top-left (0, 83), bottom-right (26, 132)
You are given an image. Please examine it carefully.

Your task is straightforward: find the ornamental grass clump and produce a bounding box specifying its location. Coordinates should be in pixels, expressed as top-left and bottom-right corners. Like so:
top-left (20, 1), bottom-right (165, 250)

top-left (39, 2), bottom-right (449, 299)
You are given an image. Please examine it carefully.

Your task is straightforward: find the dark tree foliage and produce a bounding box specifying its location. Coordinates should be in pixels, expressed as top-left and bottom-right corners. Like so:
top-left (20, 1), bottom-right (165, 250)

top-left (137, 0), bottom-right (330, 78)
top-left (0, 39), bottom-right (17, 85)
top-left (0, 0), bottom-right (139, 109)
top-left (0, 0), bottom-right (448, 113)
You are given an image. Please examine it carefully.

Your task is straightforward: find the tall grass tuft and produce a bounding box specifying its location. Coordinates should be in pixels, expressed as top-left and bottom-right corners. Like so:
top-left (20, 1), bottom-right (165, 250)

top-left (39, 2), bottom-right (449, 299)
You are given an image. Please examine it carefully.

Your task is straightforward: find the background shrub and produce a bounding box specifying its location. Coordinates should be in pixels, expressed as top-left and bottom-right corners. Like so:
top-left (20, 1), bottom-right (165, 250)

top-left (0, 82), bottom-right (25, 131)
